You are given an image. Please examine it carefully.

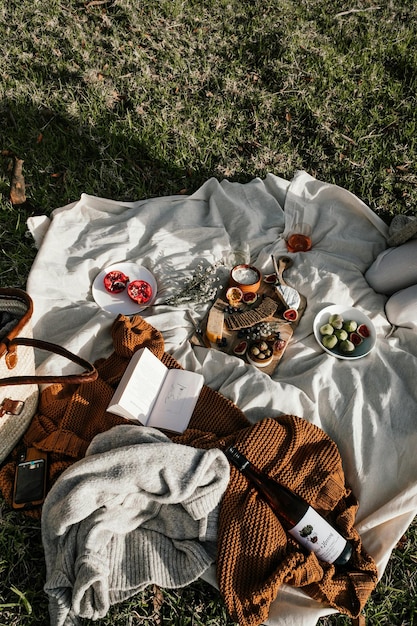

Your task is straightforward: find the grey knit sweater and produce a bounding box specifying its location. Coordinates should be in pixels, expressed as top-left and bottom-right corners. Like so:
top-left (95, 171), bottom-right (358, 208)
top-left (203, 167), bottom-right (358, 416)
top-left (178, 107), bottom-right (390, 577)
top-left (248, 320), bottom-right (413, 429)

top-left (41, 424), bottom-right (230, 626)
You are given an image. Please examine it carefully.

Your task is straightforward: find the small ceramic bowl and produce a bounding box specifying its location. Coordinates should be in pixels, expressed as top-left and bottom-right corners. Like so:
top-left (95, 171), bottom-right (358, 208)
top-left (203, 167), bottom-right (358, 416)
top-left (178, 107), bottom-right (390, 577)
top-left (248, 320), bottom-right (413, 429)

top-left (313, 305), bottom-right (376, 360)
top-left (229, 264), bottom-right (262, 293)
top-left (246, 341), bottom-right (274, 367)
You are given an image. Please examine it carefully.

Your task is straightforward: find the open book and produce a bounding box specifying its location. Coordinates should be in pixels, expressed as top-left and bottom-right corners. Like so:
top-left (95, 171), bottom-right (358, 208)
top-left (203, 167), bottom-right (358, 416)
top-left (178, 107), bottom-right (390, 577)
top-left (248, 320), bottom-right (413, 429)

top-left (107, 347), bottom-right (204, 433)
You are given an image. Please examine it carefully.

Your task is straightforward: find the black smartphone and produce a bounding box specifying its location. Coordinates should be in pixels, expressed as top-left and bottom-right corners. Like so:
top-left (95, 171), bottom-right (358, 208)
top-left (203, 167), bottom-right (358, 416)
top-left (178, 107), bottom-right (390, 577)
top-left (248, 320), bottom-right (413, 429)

top-left (12, 448), bottom-right (47, 510)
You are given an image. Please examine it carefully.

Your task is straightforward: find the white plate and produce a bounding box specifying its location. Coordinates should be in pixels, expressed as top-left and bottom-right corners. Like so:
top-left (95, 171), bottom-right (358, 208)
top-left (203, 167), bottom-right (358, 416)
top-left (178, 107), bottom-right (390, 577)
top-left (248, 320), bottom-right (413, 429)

top-left (313, 305), bottom-right (376, 360)
top-left (92, 262), bottom-right (157, 315)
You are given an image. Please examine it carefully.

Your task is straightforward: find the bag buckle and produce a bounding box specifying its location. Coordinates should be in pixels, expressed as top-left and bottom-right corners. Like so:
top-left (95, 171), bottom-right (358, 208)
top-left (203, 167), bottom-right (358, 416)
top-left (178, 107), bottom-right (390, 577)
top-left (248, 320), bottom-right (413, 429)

top-left (0, 398), bottom-right (25, 418)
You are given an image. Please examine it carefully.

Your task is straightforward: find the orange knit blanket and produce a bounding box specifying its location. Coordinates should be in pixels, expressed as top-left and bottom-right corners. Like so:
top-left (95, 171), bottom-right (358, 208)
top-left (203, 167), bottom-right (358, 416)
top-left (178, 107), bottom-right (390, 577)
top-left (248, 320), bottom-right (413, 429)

top-left (176, 418), bottom-right (378, 625)
top-left (0, 314), bottom-right (378, 625)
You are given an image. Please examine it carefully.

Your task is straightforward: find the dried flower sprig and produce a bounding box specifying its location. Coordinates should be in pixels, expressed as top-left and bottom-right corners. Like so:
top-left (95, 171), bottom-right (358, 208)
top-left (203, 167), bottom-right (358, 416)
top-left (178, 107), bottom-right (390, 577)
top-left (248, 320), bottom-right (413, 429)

top-left (164, 259), bottom-right (225, 307)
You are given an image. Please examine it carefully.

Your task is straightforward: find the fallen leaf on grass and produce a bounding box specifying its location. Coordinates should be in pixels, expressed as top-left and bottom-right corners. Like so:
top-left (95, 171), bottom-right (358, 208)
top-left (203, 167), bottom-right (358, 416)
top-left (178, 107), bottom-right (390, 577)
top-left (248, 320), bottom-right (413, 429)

top-left (85, 0), bottom-right (113, 6)
top-left (152, 584), bottom-right (164, 625)
top-left (9, 157), bottom-right (26, 205)
top-left (396, 164), bottom-right (410, 171)
top-left (395, 534), bottom-right (407, 550)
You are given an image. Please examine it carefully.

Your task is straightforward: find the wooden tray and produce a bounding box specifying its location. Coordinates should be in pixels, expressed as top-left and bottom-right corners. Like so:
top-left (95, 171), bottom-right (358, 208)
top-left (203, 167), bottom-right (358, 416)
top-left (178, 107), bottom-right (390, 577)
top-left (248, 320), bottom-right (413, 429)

top-left (191, 257), bottom-right (306, 375)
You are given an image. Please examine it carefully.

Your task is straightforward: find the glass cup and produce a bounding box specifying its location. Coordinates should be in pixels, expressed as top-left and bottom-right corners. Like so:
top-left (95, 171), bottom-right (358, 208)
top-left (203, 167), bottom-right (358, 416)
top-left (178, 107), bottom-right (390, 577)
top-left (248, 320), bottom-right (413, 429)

top-left (222, 243), bottom-right (250, 268)
top-left (286, 223), bottom-right (312, 253)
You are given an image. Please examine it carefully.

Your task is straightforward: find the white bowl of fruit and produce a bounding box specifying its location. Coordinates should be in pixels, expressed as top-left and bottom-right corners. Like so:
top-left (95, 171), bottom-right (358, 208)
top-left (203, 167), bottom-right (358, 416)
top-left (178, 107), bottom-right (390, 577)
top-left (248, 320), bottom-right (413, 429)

top-left (313, 305), bottom-right (376, 360)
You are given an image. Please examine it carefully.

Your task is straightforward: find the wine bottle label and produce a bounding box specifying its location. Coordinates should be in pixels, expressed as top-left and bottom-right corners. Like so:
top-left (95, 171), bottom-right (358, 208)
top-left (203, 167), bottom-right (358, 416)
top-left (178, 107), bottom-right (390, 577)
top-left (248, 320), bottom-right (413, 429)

top-left (225, 446), bottom-right (250, 472)
top-left (289, 506), bottom-right (347, 564)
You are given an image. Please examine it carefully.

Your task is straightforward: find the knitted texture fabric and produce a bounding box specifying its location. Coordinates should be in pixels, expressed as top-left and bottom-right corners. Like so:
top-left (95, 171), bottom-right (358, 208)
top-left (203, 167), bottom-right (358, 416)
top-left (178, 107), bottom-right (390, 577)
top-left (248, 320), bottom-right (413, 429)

top-left (0, 314), bottom-right (247, 514)
top-left (0, 315), bottom-right (161, 511)
top-left (41, 424), bottom-right (229, 626)
top-left (174, 419), bottom-right (379, 626)
top-left (0, 314), bottom-right (378, 625)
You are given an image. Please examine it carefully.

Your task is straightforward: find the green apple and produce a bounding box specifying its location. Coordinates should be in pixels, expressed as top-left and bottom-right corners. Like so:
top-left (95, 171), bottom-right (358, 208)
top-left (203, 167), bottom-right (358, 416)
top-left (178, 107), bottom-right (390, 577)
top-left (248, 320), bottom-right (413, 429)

top-left (343, 320), bottom-right (357, 332)
top-left (335, 329), bottom-right (348, 341)
top-left (319, 323), bottom-right (334, 336)
top-left (339, 339), bottom-right (355, 352)
top-left (322, 335), bottom-right (338, 349)
top-left (329, 313), bottom-right (343, 329)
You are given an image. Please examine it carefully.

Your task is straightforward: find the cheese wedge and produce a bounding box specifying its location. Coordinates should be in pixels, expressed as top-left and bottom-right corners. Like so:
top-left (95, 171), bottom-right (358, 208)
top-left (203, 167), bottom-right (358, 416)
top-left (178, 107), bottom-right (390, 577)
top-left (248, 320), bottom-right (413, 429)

top-left (206, 306), bottom-right (224, 343)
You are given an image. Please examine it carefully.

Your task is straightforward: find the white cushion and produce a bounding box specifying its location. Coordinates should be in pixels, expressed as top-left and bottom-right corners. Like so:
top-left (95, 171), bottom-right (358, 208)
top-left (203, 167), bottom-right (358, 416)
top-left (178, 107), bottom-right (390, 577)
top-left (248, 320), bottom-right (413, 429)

top-left (365, 239), bottom-right (417, 295)
top-left (385, 284), bottom-right (417, 329)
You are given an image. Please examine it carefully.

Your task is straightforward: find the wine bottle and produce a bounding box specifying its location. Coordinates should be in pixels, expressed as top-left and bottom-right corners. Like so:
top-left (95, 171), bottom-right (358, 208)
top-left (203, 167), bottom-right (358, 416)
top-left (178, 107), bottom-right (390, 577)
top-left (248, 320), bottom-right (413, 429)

top-left (225, 446), bottom-right (353, 566)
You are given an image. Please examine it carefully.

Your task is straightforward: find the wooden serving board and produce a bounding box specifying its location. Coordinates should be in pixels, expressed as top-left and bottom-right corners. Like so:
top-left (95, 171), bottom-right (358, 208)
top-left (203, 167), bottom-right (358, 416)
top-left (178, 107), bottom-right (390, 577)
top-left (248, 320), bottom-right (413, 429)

top-left (190, 257), bottom-right (307, 376)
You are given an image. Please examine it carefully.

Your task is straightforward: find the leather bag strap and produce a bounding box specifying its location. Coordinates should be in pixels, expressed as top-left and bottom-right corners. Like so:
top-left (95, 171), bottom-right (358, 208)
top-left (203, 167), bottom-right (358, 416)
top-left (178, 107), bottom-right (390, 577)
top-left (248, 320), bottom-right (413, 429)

top-left (0, 336), bottom-right (97, 386)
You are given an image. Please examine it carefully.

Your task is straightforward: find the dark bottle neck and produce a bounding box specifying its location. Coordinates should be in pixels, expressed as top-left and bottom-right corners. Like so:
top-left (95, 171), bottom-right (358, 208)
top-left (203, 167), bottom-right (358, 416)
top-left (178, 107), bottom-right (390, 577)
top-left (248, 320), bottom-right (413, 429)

top-left (225, 445), bottom-right (281, 488)
top-left (224, 445), bottom-right (309, 525)
top-left (224, 445), bottom-right (251, 472)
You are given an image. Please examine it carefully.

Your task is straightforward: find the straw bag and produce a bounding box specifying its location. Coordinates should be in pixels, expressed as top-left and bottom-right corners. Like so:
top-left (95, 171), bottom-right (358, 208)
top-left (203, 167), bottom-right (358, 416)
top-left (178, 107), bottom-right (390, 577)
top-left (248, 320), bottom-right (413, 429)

top-left (0, 288), bottom-right (97, 464)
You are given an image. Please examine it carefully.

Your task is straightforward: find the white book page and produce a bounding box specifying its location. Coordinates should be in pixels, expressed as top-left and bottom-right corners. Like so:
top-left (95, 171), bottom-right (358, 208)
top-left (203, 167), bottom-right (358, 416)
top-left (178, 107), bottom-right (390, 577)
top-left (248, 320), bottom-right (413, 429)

top-left (148, 369), bottom-right (204, 432)
top-left (108, 348), bottom-right (167, 422)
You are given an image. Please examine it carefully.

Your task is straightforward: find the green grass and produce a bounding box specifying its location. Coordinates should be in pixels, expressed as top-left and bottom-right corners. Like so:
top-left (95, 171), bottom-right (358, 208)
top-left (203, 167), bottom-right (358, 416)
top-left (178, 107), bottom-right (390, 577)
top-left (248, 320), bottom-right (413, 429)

top-left (0, 499), bottom-right (238, 625)
top-left (0, 501), bottom-right (416, 626)
top-left (1, 0), bottom-right (417, 624)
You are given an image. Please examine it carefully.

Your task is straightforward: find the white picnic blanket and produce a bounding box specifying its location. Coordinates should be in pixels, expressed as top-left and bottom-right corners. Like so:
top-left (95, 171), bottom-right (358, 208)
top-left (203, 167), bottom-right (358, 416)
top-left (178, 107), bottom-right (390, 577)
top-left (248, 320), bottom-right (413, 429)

top-left (26, 171), bottom-right (417, 626)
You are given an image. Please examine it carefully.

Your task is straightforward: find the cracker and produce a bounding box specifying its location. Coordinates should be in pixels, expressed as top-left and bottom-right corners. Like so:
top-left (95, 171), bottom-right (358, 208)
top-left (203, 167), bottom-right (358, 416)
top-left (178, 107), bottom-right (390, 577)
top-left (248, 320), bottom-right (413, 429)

top-left (225, 297), bottom-right (278, 330)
